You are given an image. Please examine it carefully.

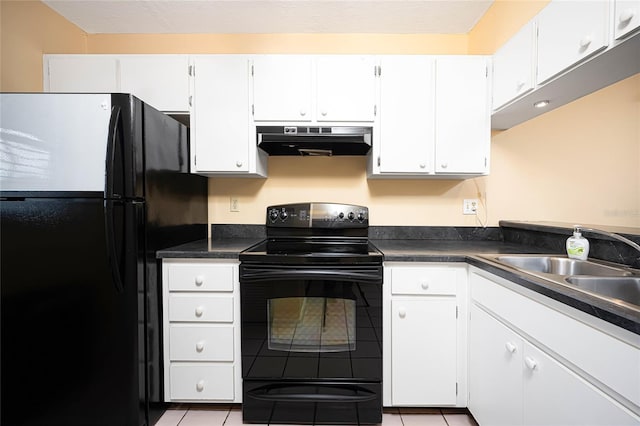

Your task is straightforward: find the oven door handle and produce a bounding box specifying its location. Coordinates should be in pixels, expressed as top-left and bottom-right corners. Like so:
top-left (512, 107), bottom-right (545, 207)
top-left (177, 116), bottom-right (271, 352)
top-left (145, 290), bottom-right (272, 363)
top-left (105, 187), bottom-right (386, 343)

top-left (247, 383), bottom-right (378, 403)
top-left (240, 266), bottom-right (382, 283)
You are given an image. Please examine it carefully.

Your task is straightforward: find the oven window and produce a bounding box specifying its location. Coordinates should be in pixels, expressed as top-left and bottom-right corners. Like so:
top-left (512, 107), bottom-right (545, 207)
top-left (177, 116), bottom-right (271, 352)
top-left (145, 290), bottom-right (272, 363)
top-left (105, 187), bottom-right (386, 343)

top-left (268, 297), bottom-right (356, 352)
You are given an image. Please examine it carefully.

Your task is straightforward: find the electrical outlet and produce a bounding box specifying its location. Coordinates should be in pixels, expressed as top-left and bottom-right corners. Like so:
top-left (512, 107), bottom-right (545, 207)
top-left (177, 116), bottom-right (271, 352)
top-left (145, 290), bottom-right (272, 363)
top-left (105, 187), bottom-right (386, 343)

top-left (230, 197), bottom-right (240, 212)
top-left (463, 199), bottom-right (478, 215)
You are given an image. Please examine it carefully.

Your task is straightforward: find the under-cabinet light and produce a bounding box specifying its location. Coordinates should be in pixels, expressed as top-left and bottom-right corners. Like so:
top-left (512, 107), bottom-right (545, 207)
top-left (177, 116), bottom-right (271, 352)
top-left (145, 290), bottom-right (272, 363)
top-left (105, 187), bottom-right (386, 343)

top-left (533, 100), bottom-right (550, 108)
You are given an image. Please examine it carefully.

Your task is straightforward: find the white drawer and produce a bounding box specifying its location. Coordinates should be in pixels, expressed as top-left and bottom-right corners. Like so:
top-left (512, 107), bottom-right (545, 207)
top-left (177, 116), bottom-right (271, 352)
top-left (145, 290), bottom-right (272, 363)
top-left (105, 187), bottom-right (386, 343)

top-left (169, 294), bottom-right (233, 322)
top-left (169, 325), bottom-right (234, 361)
top-left (471, 272), bottom-right (640, 407)
top-left (169, 364), bottom-right (235, 401)
top-left (391, 267), bottom-right (457, 295)
top-left (168, 263), bottom-right (235, 292)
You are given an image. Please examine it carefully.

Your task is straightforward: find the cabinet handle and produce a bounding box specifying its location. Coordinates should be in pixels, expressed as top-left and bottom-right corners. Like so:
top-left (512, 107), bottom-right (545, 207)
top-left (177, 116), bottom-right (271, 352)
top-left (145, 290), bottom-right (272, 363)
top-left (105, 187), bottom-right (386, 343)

top-left (196, 380), bottom-right (205, 392)
top-left (321, 110), bottom-right (328, 117)
top-left (195, 275), bottom-right (204, 286)
top-left (505, 342), bottom-right (517, 354)
top-left (419, 164), bottom-right (426, 169)
top-left (420, 282), bottom-right (429, 290)
top-left (579, 35), bottom-right (592, 49)
top-left (619, 9), bottom-right (635, 24)
top-left (236, 160), bottom-right (243, 168)
top-left (441, 163), bottom-right (448, 169)
top-left (398, 307), bottom-right (407, 318)
top-left (516, 80), bottom-right (525, 90)
top-left (300, 109), bottom-right (307, 117)
top-left (524, 356), bottom-right (538, 370)
top-left (196, 341), bottom-right (205, 352)
top-left (195, 306), bottom-right (204, 317)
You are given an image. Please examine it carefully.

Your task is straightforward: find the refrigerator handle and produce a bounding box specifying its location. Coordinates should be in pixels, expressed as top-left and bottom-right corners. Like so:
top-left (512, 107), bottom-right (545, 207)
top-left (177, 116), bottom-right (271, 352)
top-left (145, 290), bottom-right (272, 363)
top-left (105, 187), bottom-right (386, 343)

top-left (106, 105), bottom-right (122, 199)
top-left (104, 200), bottom-right (125, 293)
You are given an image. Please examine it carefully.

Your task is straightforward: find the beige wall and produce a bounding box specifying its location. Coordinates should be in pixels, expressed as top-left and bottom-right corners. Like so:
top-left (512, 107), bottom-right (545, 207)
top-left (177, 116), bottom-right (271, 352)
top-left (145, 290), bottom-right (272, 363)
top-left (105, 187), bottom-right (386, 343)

top-left (3, 1), bottom-right (639, 228)
top-left (0, 0), bottom-right (87, 91)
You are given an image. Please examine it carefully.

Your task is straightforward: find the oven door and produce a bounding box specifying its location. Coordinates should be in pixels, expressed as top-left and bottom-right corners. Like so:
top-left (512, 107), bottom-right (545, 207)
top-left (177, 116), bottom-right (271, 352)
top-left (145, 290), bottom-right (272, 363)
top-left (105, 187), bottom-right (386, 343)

top-left (240, 263), bottom-right (382, 424)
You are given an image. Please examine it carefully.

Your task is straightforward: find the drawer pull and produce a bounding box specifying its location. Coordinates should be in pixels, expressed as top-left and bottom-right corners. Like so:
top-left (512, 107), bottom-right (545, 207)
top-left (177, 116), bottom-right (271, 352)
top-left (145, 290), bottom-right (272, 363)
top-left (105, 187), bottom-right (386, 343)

top-left (420, 282), bottom-right (429, 290)
top-left (195, 275), bottom-right (204, 286)
top-left (619, 9), bottom-right (635, 24)
top-left (195, 306), bottom-right (204, 317)
top-left (525, 356), bottom-right (538, 371)
top-left (196, 380), bottom-right (205, 392)
top-left (505, 342), bottom-right (517, 354)
top-left (398, 307), bottom-right (407, 318)
top-left (196, 341), bottom-right (205, 352)
top-left (579, 35), bottom-right (592, 49)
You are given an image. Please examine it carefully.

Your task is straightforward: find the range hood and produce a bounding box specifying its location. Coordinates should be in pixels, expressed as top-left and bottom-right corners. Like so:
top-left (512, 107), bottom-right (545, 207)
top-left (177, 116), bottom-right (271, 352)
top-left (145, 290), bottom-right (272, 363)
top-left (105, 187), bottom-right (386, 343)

top-left (257, 126), bottom-right (372, 156)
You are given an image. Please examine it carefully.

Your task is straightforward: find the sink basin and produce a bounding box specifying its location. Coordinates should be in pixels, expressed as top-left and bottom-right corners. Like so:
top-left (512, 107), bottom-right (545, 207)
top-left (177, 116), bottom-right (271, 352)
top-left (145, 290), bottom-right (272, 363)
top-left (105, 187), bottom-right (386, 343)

top-left (565, 276), bottom-right (640, 307)
top-left (495, 255), bottom-right (632, 277)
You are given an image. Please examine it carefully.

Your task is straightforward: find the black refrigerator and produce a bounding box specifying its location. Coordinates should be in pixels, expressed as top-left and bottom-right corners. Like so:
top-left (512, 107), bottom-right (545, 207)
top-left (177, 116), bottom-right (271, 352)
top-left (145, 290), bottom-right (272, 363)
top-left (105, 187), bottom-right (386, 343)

top-left (0, 93), bottom-right (208, 426)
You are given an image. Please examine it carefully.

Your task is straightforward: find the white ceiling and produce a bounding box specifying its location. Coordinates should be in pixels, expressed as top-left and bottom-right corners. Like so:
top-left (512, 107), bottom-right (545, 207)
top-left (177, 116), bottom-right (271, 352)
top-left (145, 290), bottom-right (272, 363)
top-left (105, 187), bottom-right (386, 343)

top-left (42, 0), bottom-right (494, 34)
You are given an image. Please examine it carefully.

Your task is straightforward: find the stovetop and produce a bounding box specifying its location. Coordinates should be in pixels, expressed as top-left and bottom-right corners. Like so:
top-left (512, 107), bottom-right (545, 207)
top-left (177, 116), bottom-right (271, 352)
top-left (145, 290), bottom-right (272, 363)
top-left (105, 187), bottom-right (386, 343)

top-left (240, 202), bottom-right (382, 264)
top-left (239, 237), bottom-right (383, 265)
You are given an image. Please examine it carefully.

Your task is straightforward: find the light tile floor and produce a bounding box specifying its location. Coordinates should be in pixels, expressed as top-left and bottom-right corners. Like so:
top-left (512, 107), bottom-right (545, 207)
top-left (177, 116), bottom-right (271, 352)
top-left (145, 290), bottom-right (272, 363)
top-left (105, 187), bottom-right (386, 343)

top-left (154, 405), bottom-right (479, 426)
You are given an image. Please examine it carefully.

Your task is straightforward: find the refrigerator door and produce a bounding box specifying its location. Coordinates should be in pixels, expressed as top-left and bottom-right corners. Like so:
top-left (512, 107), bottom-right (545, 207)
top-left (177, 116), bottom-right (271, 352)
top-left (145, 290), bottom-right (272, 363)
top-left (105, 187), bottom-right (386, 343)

top-left (0, 197), bottom-right (145, 426)
top-left (140, 101), bottom-right (208, 425)
top-left (0, 93), bottom-right (112, 194)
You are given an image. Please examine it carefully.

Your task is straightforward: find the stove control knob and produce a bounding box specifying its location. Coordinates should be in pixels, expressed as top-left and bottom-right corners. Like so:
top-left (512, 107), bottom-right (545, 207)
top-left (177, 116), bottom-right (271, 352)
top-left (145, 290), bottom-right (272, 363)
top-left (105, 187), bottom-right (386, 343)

top-left (269, 210), bottom-right (279, 222)
top-left (357, 212), bottom-right (366, 222)
top-left (280, 210), bottom-right (288, 221)
top-left (347, 212), bottom-right (355, 221)
top-left (338, 212), bottom-right (345, 219)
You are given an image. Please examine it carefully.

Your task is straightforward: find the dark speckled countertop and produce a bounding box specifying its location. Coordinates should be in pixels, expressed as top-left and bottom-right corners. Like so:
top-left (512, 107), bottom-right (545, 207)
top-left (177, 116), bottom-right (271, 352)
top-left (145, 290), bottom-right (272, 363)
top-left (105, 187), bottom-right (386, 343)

top-left (156, 223), bottom-right (639, 335)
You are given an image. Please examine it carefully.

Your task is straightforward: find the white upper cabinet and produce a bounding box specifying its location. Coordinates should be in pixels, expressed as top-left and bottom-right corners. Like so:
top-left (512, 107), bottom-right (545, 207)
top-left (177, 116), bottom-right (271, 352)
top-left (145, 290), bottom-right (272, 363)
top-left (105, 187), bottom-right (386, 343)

top-left (190, 55), bottom-right (267, 177)
top-left (435, 56), bottom-right (491, 175)
top-left (45, 55), bottom-right (119, 93)
top-left (375, 56), bottom-right (435, 175)
top-left (536, 0), bottom-right (610, 84)
top-left (315, 56), bottom-right (377, 122)
top-left (119, 55), bottom-right (189, 112)
top-left (44, 54), bottom-right (189, 112)
top-left (251, 55), bottom-right (313, 122)
top-left (492, 21), bottom-right (536, 111)
top-left (615, 0), bottom-right (640, 40)
top-left (251, 55), bottom-right (376, 124)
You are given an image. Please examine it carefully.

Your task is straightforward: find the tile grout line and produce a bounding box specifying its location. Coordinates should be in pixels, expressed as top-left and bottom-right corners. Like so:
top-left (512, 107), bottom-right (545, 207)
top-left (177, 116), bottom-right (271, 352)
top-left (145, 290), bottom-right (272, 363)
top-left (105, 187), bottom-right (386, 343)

top-left (175, 408), bottom-right (188, 426)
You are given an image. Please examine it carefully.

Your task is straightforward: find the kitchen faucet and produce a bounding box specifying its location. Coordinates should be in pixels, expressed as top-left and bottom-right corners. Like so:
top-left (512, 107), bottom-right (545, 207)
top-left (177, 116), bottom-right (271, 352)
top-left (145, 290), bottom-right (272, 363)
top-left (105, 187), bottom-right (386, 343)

top-left (580, 226), bottom-right (640, 263)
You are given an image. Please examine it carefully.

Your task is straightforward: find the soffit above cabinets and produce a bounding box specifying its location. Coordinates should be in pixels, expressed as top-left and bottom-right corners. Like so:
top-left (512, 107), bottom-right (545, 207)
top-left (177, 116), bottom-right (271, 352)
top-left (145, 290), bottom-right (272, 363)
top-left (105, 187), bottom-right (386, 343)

top-left (42, 0), bottom-right (493, 34)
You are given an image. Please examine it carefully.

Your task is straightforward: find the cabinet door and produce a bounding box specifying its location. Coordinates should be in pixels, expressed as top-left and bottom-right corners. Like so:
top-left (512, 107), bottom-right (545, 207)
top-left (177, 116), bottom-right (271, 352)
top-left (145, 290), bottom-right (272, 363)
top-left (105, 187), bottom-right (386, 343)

top-left (252, 55), bottom-right (313, 122)
top-left (614, 0), bottom-right (640, 40)
top-left (523, 343), bottom-right (639, 426)
top-left (492, 21), bottom-right (536, 111)
top-left (469, 305), bottom-right (523, 426)
top-left (119, 55), bottom-right (189, 112)
top-left (377, 56), bottom-right (435, 174)
top-left (316, 56), bottom-right (377, 122)
top-left (536, 0), bottom-right (609, 84)
top-left (391, 298), bottom-right (457, 405)
top-left (45, 55), bottom-right (118, 93)
top-left (435, 56), bottom-right (490, 174)
top-left (191, 56), bottom-right (251, 173)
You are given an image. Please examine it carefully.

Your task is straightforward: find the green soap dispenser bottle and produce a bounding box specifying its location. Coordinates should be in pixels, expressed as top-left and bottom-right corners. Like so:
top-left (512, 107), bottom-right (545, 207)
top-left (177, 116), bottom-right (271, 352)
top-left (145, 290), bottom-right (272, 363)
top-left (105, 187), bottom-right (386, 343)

top-left (566, 225), bottom-right (590, 260)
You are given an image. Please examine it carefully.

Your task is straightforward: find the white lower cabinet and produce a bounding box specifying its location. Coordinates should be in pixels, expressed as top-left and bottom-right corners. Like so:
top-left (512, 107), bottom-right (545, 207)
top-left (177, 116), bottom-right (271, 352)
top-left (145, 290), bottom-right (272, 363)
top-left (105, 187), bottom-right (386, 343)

top-left (469, 268), bottom-right (640, 426)
top-left (383, 263), bottom-right (467, 407)
top-left (162, 259), bottom-right (242, 403)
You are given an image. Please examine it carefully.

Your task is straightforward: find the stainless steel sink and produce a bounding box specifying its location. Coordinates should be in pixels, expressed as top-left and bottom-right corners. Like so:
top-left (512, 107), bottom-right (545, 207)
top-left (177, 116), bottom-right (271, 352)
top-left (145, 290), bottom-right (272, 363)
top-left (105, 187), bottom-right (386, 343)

top-left (495, 255), bottom-right (633, 277)
top-left (565, 276), bottom-right (640, 307)
top-left (482, 254), bottom-right (640, 311)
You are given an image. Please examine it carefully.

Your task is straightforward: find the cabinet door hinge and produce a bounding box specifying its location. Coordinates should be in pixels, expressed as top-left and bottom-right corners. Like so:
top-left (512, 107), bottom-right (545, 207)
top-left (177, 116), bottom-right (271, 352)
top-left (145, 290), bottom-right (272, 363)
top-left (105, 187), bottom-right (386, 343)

top-left (251, 64), bottom-right (254, 77)
top-left (456, 382), bottom-right (459, 395)
top-left (374, 105), bottom-right (377, 116)
top-left (189, 95), bottom-right (193, 107)
top-left (194, 155), bottom-right (197, 166)
top-left (456, 306), bottom-right (459, 319)
top-left (189, 65), bottom-right (194, 77)
top-left (377, 156), bottom-right (381, 167)
top-left (252, 104), bottom-right (255, 116)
